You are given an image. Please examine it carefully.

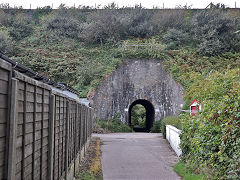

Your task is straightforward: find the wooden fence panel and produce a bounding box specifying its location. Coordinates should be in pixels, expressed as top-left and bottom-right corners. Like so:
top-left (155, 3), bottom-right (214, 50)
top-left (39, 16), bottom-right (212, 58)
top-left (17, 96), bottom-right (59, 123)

top-left (53, 95), bottom-right (67, 180)
top-left (76, 105), bottom-right (80, 153)
top-left (53, 94), bottom-right (71, 180)
top-left (85, 106), bottom-right (87, 144)
top-left (14, 74), bottom-right (51, 180)
top-left (41, 89), bottom-right (50, 180)
top-left (0, 59), bottom-right (94, 180)
top-left (67, 100), bottom-right (76, 167)
top-left (59, 96), bottom-right (66, 177)
top-left (0, 60), bottom-right (11, 180)
top-left (15, 80), bottom-right (25, 180)
top-left (80, 104), bottom-right (84, 150)
top-left (53, 95), bottom-right (60, 180)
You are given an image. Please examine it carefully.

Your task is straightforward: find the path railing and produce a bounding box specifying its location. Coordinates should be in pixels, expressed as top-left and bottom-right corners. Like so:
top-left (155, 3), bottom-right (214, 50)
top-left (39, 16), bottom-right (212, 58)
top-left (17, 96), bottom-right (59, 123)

top-left (166, 125), bottom-right (182, 156)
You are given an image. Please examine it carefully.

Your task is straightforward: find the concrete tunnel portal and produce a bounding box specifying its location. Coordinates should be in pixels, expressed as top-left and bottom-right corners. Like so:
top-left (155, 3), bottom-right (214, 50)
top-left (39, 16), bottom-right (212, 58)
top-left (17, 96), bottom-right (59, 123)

top-left (92, 59), bottom-right (184, 131)
top-left (128, 99), bottom-right (155, 132)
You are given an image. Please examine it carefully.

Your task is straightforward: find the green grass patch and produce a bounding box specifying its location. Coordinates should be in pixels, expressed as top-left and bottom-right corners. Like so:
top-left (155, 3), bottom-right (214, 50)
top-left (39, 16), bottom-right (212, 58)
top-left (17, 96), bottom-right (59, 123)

top-left (174, 162), bottom-right (205, 180)
top-left (77, 172), bottom-right (95, 180)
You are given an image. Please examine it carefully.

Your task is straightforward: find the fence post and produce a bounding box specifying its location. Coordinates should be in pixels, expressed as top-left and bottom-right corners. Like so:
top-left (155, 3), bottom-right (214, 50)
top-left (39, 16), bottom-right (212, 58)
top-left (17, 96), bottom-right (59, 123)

top-left (74, 103), bottom-right (79, 176)
top-left (65, 101), bottom-right (70, 179)
top-left (85, 107), bottom-right (88, 150)
top-left (90, 108), bottom-right (93, 135)
top-left (48, 94), bottom-right (55, 180)
top-left (88, 108), bottom-right (90, 138)
top-left (84, 106), bottom-right (87, 155)
top-left (7, 78), bottom-right (18, 180)
top-left (80, 105), bottom-right (83, 151)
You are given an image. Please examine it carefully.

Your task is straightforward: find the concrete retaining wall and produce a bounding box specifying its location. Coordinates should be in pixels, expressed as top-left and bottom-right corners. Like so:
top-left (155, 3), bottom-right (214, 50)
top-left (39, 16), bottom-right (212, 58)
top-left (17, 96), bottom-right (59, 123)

top-left (166, 125), bottom-right (182, 156)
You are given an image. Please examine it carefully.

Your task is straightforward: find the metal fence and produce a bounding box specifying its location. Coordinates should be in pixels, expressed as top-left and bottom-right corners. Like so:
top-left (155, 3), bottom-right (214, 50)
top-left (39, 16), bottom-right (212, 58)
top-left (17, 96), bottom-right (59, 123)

top-left (0, 58), bottom-right (93, 180)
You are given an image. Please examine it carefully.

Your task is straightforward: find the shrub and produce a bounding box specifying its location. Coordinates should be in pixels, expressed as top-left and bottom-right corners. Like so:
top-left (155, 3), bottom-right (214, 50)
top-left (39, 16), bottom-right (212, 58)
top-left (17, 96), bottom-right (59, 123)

top-left (151, 10), bottom-right (188, 31)
top-left (0, 30), bottom-right (13, 55)
top-left (127, 10), bottom-right (154, 38)
top-left (8, 14), bottom-right (33, 40)
top-left (81, 9), bottom-right (154, 44)
top-left (95, 114), bottom-right (132, 133)
top-left (150, 120), bottom-right (161, 133)
top-left (180, 68), bottom-right (240, 179)
top-left (131, 104), bottom-right (146, 128)
top-left (128, 20), bottom-right (154, 38)
top-left (161, 116), bottom-right (181, 138)
top-left (43, 12), bottom-right (82, 39)
top-left (163, 28), bottom-right (190, 49)
top-left (33, 6), bottom-right (53, 24)
top-left (0, 9), bottom-right (9, 26)
top-left (80, 10), bottom-right (120, 44)
top-left (191, 9), bottom-right (240, 56)
top-left (150, 116), bottom-right (183, 136)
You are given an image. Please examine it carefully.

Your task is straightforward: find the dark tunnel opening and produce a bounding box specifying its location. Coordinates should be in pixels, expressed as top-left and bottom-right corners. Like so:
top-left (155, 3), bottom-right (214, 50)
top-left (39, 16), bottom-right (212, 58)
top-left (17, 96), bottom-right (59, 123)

top-left (128, 99), bottom-right (155, 132)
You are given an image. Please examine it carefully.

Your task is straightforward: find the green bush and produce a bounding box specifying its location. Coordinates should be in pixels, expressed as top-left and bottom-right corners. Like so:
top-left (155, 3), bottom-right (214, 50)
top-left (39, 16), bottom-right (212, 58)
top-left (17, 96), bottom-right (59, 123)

top-left (0, 30), bottom-right (13, 55)
top-left (151, 10), bottom-right (188, 31)
top-left (150, 120), bottom-right (161, 133)
top-left (161, 116), bottom-right (182, 138)
top-left (131, 104), bottom-right (146, 128)
top-left (95, 114), bottom-right (132, 133)
top-left (180, 68), bottom-right (240, 179)
top-left (163, 29), bottom-right (190, 50)
top-left (80, 9), bottom-right (155, 44)
top-left (191, 9), bottom-right (240, 56)
top-left (0, 9), bottom-right (9, 26)
top-left (43, 12), bottom-right (82, 39)
top-left (150, 116), bottom-right (182, 136)
top-left (127, 10), bottom-right (154, 38)
top-left (8, 14), bottom-right (33, 40)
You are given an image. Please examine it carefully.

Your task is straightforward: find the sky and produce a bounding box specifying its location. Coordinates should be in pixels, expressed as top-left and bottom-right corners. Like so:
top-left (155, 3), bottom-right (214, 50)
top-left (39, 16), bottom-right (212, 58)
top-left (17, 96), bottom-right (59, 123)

top-left (0, 0), bottom-right (239, 9)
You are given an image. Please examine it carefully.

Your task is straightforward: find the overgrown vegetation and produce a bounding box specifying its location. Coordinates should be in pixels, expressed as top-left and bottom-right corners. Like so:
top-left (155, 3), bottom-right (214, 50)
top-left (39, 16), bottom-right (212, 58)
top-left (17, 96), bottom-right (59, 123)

top-left (150, 116), bottom-right (181, 137)
top-left (161, 116), bottom-right (182, 138)
top-left (0, 5), bottom-right (239, 97)
top-left (150, 120), bottom-right (161, 133)
top-left (1, 4), bottom-right (240, 178)
top-left (180, 69), bottom-right (240, 179)
top-left (0, 30), bottom-right (12, 54)
top-left (95, 114), bottom-right (132, 133)
top-left (130, 104), bottom-right (146, 128)
top-left (76, 137), bottom-right (103, 180)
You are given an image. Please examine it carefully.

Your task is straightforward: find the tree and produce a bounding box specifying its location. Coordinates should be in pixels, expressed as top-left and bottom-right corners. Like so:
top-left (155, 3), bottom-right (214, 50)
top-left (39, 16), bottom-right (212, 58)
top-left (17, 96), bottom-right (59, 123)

top-left (131, 104), bottom-right (146, 127)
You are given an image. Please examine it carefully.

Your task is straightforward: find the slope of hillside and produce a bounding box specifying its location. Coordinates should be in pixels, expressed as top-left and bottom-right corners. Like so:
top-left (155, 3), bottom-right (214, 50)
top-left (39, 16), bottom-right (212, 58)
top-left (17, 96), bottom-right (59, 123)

top-left (0, 5), bottom-right (240, 178)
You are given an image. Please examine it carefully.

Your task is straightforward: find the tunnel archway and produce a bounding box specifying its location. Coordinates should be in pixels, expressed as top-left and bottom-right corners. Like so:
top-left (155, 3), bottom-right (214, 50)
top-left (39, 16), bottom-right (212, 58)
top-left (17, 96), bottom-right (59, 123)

top-left (128, 99), bottom-right (155, 132)
top-left (93, 59), bottom-right (184, 125)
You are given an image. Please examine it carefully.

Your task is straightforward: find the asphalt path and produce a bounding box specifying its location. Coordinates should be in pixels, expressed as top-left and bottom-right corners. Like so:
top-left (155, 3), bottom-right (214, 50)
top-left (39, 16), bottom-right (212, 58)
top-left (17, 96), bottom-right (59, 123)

top-left (93, 133), bottom-right (181, 180)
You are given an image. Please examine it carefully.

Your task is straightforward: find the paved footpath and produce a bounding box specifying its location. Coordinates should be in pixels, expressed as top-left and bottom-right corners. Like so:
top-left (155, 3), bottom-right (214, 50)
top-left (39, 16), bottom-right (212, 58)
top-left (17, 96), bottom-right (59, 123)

top-left (93, 133), bottom-right (181, 180)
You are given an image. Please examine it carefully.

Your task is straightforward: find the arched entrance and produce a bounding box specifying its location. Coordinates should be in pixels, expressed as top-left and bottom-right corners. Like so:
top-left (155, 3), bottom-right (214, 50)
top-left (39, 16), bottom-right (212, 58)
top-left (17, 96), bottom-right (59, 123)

top-left (128, 99), bottom-right (155, 132)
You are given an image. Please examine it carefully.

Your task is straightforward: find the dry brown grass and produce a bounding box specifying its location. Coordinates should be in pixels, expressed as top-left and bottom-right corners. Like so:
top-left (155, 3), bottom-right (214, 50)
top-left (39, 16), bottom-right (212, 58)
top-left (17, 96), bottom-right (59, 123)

top-left (76, 137), bottom-right (103, 180)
